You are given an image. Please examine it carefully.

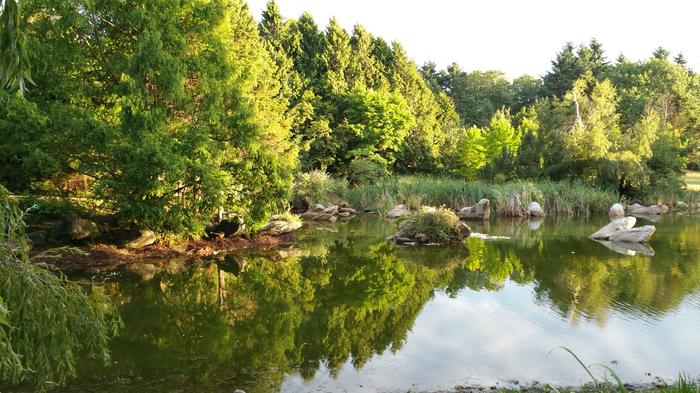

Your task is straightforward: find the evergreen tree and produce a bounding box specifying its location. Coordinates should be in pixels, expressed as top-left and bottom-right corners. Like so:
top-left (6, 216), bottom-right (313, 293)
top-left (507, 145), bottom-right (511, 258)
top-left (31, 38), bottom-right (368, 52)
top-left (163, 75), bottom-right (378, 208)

top-left (320, 17), bottom-right (351, 94)
top-left (544, 42), bottom-right (582, 97)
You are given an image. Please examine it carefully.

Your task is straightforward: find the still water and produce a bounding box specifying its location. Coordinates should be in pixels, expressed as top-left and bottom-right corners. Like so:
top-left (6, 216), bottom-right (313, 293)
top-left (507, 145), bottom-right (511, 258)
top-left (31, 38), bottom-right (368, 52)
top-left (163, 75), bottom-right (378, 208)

top-left (58, 215), bottom-right (700, 392)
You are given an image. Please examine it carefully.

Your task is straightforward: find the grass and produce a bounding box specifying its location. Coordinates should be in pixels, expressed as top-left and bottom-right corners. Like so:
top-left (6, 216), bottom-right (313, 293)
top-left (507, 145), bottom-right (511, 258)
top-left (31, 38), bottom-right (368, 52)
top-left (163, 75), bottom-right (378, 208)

top-left (395, 206), bottom-right (463, 243)
top-left (502, 347), bottom-right (700, 393)
top-left (346, 176), bottom-right (619, 217)
top-left (684, 171), bottom-right (700, 191)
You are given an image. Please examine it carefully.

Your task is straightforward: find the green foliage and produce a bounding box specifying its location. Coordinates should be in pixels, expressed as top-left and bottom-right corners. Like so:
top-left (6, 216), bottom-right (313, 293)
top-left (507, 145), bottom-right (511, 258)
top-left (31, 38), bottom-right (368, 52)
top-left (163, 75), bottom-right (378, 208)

top-left (397, 206), bottom-right (463, 243)
top-left (0, 186), bottom-right (121, 389)
top-left (348, 156), bottom-right (389, 185)
top-left (0, 0), bottom-right (33, 92)
top-left (291, 170), bottom-right (349, 207)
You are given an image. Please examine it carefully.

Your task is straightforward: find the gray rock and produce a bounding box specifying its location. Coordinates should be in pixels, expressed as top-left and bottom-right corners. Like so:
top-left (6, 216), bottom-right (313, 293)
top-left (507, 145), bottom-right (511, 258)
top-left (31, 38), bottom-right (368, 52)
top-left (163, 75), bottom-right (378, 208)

top-left (627, 204), bottom-right (663, 215)
top-left (608, 225), bottom-right (656, 243)
top-left (609, 203), bottom-right (625, 218)
top-left (260, 219), bottom-right (302, 236)
top-left (60, 214), bottom-right (99, 241)
top-left (323, 205), bottom-right (339, 215)
top-left (387, 204), bottom-right (409, 219)
top-left (338, 212), bottom-right (352, 218)
top-left (338, 207), bottom-right (356, 214)
top-left (527, 201), bottom-right (545, 217)
top-left (125, 230), bottom-right (157, 249)
top-left (457, 199), bottom-right (490, 220)
top-left (506, 193), bottom-right (524, 217)
top-left (675, 201), bottom-right (689, 210)
top-left (311, 204), bottom-right (325, 213)
top-left (300, 211), bottom-right (320, 220)
top-left (27, 230), bottom-right (48, 248)
top-left (315, 213), bottom-right (337, 222)
top-left (589, 217), bottom-right (636, 240)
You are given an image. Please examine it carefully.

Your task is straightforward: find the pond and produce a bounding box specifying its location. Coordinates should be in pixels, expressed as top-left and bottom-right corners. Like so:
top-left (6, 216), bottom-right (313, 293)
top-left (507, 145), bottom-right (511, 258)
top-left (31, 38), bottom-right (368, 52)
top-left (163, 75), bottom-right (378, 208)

top-left (53, 215), bottom-right (700, 392)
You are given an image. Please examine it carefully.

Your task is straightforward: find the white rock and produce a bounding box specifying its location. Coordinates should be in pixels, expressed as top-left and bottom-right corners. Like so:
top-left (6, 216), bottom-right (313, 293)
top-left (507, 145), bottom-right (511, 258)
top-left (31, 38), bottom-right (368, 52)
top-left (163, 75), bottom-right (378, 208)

top-left (609, 203), bottom-right (625, 218)
top-left (527, 201), bottom-right (545, 217)
top-left (457, 199), bottom-right (491, 220)
top-left (608, 225), bottom-right (656, 243)
top-left (387, 204), bottom-right (409, 219)
top-left (589, 217), bottom-right (636, 240)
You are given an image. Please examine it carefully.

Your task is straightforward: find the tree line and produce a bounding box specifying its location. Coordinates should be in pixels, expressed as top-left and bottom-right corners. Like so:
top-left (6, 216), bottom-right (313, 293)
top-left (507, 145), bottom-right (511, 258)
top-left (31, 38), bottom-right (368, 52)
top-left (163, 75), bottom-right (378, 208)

top-left (1, 0), bottom-right (699, 236)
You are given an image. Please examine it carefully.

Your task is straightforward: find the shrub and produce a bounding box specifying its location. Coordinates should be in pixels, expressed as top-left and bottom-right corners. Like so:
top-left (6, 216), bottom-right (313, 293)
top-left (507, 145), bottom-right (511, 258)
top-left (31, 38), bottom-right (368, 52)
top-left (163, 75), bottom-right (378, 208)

top-left (396, 206), bottom-right (463, 243)
top-left (348, 157), bottom-right (389, 186)
top-left (291, 170), bottom-right (349, 209)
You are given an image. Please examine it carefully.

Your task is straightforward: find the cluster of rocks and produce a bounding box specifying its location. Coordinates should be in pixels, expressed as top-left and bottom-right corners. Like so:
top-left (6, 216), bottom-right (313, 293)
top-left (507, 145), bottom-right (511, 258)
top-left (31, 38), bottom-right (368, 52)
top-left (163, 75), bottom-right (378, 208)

top-left (504, 193), bottom-right (546, 218)
top-left (590, 216), bottom-right (655, 243)
top-left (609, 201), bottom-right (700, 218)
top-left (300, 202), bottom-right (357, 222)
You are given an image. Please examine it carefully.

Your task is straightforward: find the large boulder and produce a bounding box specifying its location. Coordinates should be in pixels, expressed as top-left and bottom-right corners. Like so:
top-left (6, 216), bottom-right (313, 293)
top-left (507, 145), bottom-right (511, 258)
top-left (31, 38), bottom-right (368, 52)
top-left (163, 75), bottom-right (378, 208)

top-left (59, 214), bottom-right (99, 241)
top-left (125, 230), bottom-right (157, 249)
top-left (527, 201), bottom-right (545, 217)
top-left (589, 217), bottom-right (636, 240)
top-left (675, 201), bottom-right (689, 210)
top-left (457, 199), bottom-right (490, 220)
top-left (609, 203), bottom-right (625, 218)
top-left (627, 204), bottom-right (665, 215)
top-left (506, 193), bottom-right (525, 217)
top-left (323, 205), bottom-right (339, 215)
top-left (387, 204), bottom-right (410, 219)
top-left (608, 225), bottom-right (656, 243)
top-left (260, 218), bottom-right (302, 236)
top-left (589, 216), bottom-right (655, 243)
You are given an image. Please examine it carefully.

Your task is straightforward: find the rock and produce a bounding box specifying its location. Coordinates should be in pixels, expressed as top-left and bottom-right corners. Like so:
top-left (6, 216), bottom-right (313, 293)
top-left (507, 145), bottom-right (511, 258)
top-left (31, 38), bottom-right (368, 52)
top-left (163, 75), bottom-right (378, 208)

top-left (208, 216), bottom-right (245, 237)
top-left (387, 204), bottom-right (409, 219)
top-left (415, 233), bottom-right (429, 243)
top-left (260, 220), bottom-right (302, 236)
top-left (527, 201), bottom-right (545, 217)
top-left (627, 204), bottom-right (663, 215)
top-left (338, 201), bottom-right (351, 209)
top-left (457, 199), bottom-right (490, 220)
top-left (311, 204), bottom-right (325, 213)
top-left (609, 203), bottom-right (625, 218)
top-left (59, 214), bottom-right (99, 241)
top-left (459, 223), bottom-right (472, 238)
top-left (338, 207), bottom-right (356, 214)
top-left (124, 230), bottom-right (157, 249)
top-left (300, 211), bottom-right (320, 220)
top-left (589, 217), bottom-right (636, 240)
top-left (338, 212), bottom-right (352, 218)
top-left (315, 213), bottom-right (337, 222)
top-left (323, 205), bottom-right (339, 215)
top-left (506, 193), bottom-right (525, 217)
top-left (27, 230), bottom-right (48, 248)
top-left (675, 201), bottom-right (689, 210)
top-left (608, 225), bottom-right (656, 243)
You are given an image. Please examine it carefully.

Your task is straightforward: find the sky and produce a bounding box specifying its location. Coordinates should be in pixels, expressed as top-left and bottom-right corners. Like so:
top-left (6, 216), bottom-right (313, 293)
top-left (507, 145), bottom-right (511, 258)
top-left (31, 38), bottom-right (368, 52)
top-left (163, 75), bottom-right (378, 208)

top-left (245, 0), bottom-right (698, 80)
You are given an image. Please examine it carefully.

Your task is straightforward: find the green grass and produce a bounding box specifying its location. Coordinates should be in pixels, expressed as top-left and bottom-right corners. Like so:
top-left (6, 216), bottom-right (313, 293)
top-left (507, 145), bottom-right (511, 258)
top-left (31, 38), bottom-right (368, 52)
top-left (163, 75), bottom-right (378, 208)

top-left (684, 170), bottom-right (700, 191)
top-left (345, 176), bottom-right (619, 217)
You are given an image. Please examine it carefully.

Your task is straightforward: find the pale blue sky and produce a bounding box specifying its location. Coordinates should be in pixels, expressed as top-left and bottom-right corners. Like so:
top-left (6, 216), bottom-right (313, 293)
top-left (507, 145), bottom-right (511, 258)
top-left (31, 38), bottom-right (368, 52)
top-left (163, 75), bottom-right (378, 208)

top-left (246, 0), bottom-right (698, 79)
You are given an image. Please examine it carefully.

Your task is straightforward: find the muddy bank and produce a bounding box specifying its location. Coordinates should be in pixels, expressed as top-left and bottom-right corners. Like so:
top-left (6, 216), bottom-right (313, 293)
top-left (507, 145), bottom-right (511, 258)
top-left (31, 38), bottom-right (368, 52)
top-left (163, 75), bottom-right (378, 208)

top-left (30, 232), bottom-right (295, 271)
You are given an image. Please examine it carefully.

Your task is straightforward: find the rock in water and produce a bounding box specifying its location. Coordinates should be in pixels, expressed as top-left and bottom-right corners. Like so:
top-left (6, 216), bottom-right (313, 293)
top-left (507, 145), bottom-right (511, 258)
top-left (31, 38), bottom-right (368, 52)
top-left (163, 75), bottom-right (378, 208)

top-left (594, 240), bottom-right (655, 256)
top-left (125, 230), bottom-right (157, 249)
top-left (527, 201), bottom-right (545, 217)
top-left (608, 225), bottom-right (656, 243)
top-left (59, 214), bottom-right (99, 241)
top-left (627, 204), bottom-right (664, 215)
top-left (457, 199), bottom-right (490, 220)
top-left (300, 211), bottom-right (320, 220)
top-left (609, 203), bottom-right (625, 218)
top-left (387, 204), bottom-right (409, 219)
top-left (589, 217), bottom-right (636, 240)
top-left (675, 201), bottom-right (689, 210)
top-left (260, 220), bottom-right (302, 236)
top-left (506, 193), bottom-right (524, 217)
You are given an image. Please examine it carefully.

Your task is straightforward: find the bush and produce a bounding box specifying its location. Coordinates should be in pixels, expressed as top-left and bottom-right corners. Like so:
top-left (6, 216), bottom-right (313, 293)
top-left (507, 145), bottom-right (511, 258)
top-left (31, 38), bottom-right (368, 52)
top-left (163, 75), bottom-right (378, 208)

top-left (348, 157), bottom-right (389, 186)
top-left (291, 170), bottom-right (349, 210)
top-left (396, 206), bottom-right (463, 243)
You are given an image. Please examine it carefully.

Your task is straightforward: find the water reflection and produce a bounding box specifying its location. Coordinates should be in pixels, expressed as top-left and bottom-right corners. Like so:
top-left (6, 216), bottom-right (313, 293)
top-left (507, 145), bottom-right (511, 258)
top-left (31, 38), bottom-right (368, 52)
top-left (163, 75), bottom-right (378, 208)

top-left (58, 215), bottom-right (700, 392)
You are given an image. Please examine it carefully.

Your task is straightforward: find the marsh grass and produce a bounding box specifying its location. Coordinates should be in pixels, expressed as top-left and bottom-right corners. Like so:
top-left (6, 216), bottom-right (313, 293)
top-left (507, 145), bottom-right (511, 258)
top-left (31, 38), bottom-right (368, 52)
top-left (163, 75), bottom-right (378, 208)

top-left (346, 176), bottom-right (618, 217)
top-left (396, 206), bottom-right (463, 243)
